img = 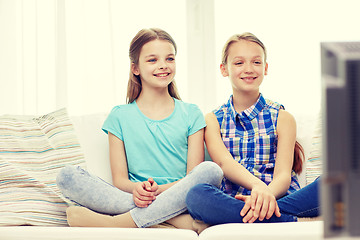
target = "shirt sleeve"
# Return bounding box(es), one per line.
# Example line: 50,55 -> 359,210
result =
188,104 -> 206,136
102,106 -> 123,141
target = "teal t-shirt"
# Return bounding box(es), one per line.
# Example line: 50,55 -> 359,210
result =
102,98 -> 206,185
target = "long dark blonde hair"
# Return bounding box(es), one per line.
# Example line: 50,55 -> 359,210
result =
126,28 -> 181,103
221,32 -> 267,66
221,32 -> 304,174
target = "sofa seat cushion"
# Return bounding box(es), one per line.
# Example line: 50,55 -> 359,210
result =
198,221 -> 323,240
0,226 -> 198,240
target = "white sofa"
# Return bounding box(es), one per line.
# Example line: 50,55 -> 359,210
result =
0,111 -> 323,240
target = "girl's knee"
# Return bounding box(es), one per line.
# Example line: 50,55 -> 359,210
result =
186,183 -> 217,218
56,165 -> 81,189
196,161 -> 223,185
186,184 -> 209,208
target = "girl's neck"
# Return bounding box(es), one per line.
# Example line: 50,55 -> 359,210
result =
137,86 -> 173,104
136,88 -> 175,120
232,91 -> 260,113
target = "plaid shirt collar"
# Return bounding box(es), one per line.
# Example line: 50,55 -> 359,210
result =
227,93 -> 266,122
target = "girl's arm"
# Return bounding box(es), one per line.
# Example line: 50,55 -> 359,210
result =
267,109 -> 297,198
108,132 -> 155,207
205,112 -> 280,222
205,113 -> 270,192
186,128 -> 205,173
108,132 -> 135,193
156,129 -> 205,194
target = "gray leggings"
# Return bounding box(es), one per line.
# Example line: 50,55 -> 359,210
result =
56,161 -> 223,228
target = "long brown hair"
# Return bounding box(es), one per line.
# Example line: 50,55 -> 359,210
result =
126,28 -> 181,103
293,141 -> 304,174
221,32 -> 304,174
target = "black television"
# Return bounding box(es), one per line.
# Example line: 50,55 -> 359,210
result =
321,41 -> 360,238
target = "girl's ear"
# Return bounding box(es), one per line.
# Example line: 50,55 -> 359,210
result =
264,62 -> 269,75
220,64 -> 229,77
131,63 -> 140,76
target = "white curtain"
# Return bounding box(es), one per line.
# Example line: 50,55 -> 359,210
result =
1,0 -> 360,117
0,0 -> 203,115
213,0 -> 360,116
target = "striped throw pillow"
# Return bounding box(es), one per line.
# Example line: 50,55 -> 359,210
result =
0,108 -> 85,226
305,112 -> 322,185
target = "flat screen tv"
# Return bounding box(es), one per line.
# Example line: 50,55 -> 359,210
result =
321,41 -> 360,238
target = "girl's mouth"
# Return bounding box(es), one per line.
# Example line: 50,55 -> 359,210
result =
241,76 -> 257,83
154,73 -> 170,77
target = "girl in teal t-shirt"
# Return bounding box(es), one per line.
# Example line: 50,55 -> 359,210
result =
56,28 -> 223,231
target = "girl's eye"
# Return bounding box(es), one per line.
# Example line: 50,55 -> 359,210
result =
147,59 -> 157,63
167,57 -> 175,62
234,62 -> 243,65
254,60 -> 262,65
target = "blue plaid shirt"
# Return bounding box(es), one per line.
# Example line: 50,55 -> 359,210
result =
214,94 -> 300,197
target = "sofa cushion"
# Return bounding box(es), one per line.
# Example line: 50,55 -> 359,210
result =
0,226 -> 198,240
306,112 -> 322,185
0,108 -> 86,226
70,113 -> 112,183
198,221 -> 323,240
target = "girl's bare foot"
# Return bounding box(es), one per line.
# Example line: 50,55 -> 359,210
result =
166,214 -> 210,234
66,206 -> 136,228
192,219 -> 210,234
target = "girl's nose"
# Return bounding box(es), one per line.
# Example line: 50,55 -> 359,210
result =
158,60 -> 168,69
244,63 -> 253,73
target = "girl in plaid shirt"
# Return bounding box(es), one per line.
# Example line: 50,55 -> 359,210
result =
186,32 -> 320,226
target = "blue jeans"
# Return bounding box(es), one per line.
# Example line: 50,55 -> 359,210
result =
56,161 -> 223,228
186,178 -> 320,224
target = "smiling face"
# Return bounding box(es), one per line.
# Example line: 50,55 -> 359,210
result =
221,40 -> 268,94
132,39 -> 176,90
